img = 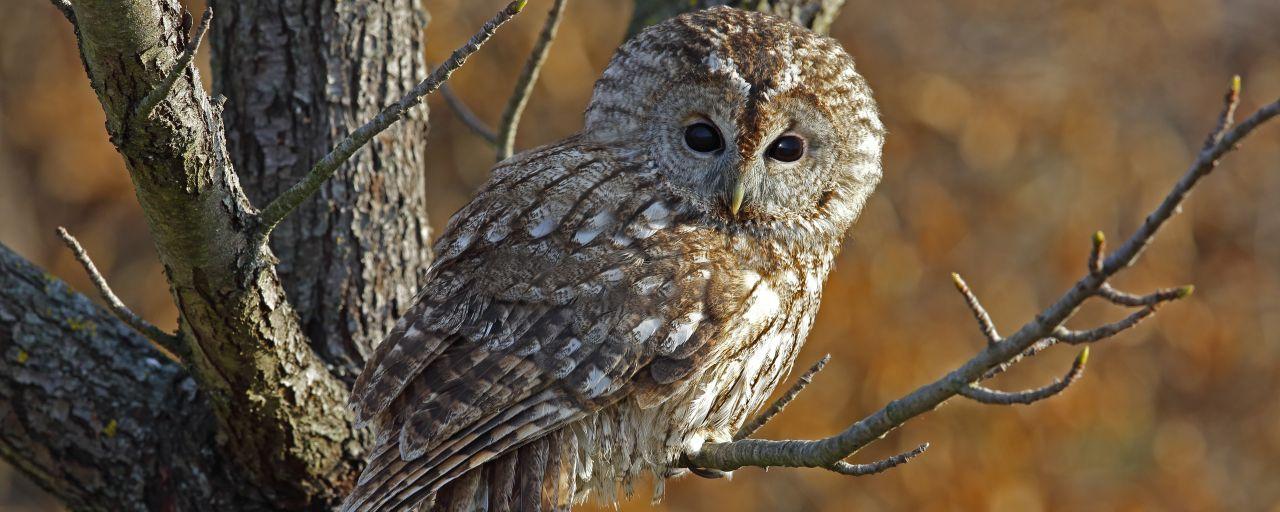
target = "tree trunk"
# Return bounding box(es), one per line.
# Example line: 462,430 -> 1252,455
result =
210,0 -> 433,380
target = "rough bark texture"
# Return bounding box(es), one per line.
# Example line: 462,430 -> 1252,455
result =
63,0 -> 361,508
211,0 -> 433,380
0,245 -> 272,511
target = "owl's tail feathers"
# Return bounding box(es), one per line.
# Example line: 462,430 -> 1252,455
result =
433,429 -> 579,511
340,395 -> 582,512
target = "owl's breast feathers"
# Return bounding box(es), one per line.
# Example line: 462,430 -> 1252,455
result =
342,140 -> 830,511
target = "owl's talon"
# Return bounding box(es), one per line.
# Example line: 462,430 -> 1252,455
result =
688,466 -> 732,479
678,453 -> 732,479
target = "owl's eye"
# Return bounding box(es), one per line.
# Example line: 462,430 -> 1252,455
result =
683,122 -> 723,153
767,135 -> 805,162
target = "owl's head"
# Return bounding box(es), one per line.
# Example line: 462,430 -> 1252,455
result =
584,7 -> 884,237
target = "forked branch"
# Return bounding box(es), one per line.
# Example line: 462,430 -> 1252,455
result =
256,0 -> 528,236
685,77 -> 1279,475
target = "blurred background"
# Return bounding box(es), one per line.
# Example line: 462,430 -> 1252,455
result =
3,0 -> 1279,510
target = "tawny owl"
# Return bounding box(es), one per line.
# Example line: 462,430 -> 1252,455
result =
342,6 -> 883,511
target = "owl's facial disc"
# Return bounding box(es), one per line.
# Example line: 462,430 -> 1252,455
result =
583,7 -> 886,234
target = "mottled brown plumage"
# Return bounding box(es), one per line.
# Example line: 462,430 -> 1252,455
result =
343,7 -> 883,511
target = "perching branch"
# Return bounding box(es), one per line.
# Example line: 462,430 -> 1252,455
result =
54,227 -> 182,355
717,354 -> 933,478
132,6 -> 211,124
684,77 -> 1280,475
256,0 -> 527,235
496,0 -> 569,161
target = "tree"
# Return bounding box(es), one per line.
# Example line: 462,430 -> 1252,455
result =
1,0 -> 1276,510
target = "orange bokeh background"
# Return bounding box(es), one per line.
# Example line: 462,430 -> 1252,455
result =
3,1 -> 1279,510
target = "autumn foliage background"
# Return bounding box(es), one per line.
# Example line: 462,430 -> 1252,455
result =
3,0 -> 1279,510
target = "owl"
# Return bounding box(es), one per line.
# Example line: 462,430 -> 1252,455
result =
342,6 -> 883,511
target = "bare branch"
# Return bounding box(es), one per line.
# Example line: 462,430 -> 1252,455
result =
496,0 -> 568,161
735,355 -> 831,440
1053,306 -> 1160,344
826,443 -> 929,476
960,349 -> 1088,405
49,0 -> 75,23
1203,75 -> 1241,152
132,6 -> 212,124
441,82 -> 498,143
1097,283 -> 1193,307
257,1 -> 528,235
55,227 -> 182,355
981,338 -> 1055,380
1098,87 -> 1280,278
685,81 -> 1280,475
951,272 -> 1000,345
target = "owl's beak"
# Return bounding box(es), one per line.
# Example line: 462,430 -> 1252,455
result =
722,158 -> 757,219
728,181 -> 746,218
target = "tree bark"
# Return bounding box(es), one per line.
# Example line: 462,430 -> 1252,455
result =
0,245 -> 271,511
210,0 -> 433,380
59,0 -> 362,507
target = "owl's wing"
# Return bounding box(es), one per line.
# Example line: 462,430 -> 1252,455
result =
342,141 -> 741,511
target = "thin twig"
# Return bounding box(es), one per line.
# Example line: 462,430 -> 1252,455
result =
826,443 -> 930,476
495,0 -> 568,161
734,355 -> 831,440
257,1 -> 528,236
960,349 -> 1088,405
1203,75 -> 1241,152
440,82 -> 498,143
1052,306 -> 1160,344
132,6 -> 212,124
951,273 -> 1000,345
981,338 -> 1056,380
49,0 -> 75,23
55,227 -> 183,353
1097,283 -> 1192,307
685,80 -> 1280,475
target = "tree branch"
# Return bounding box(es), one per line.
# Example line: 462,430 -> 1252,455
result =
256,0 -> 527,235
132,6 -> 211,124
0,244 -> 269,511
959,349 -> 1088,405
734,355 -> 830,440
826,443 -> 929,476
53,0 -> 371,505
950,273 -> 1000,345
495,0 -> 568,161
441,82 -> 498,143
685,80 -> 1280,475
54,227 -> 182,355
